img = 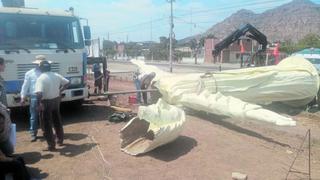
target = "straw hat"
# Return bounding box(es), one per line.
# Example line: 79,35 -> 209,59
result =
32,55 -> 52,64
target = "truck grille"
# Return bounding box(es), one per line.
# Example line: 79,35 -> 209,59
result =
17,63 -> 60,80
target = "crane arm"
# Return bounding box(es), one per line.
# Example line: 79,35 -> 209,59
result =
213,23 -> 267,56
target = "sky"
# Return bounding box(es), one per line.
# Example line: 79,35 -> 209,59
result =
24,0 -> 320,42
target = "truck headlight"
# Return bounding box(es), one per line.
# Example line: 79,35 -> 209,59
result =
70,77 -> 82,85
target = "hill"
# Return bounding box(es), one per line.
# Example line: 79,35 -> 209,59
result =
180,0 -> 320,44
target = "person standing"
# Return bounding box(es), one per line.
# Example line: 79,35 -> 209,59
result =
35,60 -> 69,151
140,72 -> 156,105
133,70 -> 142,103
104,69 -> 110,92
93,63 -> 103,95
0,57 -> 13,156
20,55 -> 43,142
0,57 -> 7,106
0,102 -> 13,156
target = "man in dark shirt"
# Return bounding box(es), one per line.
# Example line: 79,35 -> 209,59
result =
93,63 -> 103,95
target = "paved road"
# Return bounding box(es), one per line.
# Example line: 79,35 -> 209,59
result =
107,60 -> 240,73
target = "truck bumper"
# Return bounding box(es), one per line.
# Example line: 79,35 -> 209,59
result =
6,87 -> 89,108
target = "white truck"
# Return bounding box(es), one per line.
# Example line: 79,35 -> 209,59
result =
0,7 -> 91,107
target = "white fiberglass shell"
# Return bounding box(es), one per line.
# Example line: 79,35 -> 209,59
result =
155,56 -> 319,107
120,99 -> 186,155
131,56 -> 319,126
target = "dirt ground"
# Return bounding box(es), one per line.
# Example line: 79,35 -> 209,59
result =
10,79 -> 320,180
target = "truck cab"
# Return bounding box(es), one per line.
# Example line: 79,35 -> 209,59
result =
0,7 -> 90,107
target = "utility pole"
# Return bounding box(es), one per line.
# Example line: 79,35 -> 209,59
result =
107,32 -> 110,41
150,18 -> 154,61
167,0 -> 175,72
98,37 -> 101,57
190,8 -> 193,36
150,18 -> 153,42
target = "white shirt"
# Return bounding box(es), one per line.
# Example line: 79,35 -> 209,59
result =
35,72 -> 69,100
20,68 -> 41,98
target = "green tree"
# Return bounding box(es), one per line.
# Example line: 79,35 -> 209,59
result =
125,42 -> 142,58
188,39 -> 198,64
144,36 -> 179,61
102,40 -> 117,58
279,40 -> 299,54
298,34 -> 320,48
280,34 -> 320,54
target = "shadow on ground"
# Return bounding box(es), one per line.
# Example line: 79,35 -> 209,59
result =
195,111 -> 292,148
18,151 -> 54,165
64,133 -> 88,141
264,102 -> 305,116
27,166 -> 49,179
60,101 -> 114,125
59,143 -> 97,157
146,136 -> 197,162
15,152 -> 50,179
11,101 -> 115,132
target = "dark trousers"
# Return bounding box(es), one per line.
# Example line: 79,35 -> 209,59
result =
0,157 -> 30,180
42,97 -> 64,148
141,84 -> 149,105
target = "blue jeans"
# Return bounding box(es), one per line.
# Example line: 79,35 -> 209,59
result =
134,79 -> 141,103
29,96 -> 38,137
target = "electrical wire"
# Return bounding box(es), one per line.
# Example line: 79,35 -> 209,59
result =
103,0 -> 320,41
107,0 -> 289,35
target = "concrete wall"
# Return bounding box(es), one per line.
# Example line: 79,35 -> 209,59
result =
181,57 -> 204,64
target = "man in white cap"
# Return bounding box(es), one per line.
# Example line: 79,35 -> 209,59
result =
20,55 -> 47,142
35,60 -> 69,151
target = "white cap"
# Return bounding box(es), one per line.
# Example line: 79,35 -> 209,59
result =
32,55 -> 52,64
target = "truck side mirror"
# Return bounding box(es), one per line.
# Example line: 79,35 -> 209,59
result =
83,26 -> 91,40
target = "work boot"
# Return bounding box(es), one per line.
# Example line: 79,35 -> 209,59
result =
44,146 -> 57,152
31,136 -> 37,142
57,139 -> 64,146
31,131 -> 37,142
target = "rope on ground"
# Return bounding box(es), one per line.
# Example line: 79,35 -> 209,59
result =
84,121 -> 112,179
89,135 -> 111,167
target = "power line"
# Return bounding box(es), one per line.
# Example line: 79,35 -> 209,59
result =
108,22 -> 168,35
175,0 -> 290,18
173,2 -> 320,27
108,17 -> 168,34
107,0 -> 285,37
104,0 -> 320,41
111,0 -> 302,32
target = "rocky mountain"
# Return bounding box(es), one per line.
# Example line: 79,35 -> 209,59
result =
180,0 -> 320,43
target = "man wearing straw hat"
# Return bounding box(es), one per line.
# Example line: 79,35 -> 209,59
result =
35,59 -> 69,151
20,55 -> 48,142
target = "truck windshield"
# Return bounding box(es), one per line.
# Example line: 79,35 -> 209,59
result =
0,14 -> 84,50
